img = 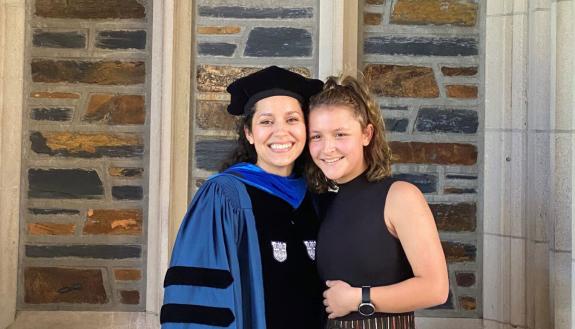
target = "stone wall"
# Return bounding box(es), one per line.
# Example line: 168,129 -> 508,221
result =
189,0 -> 482,319
362,0 -> 482,318
19,0 -> 150,311
191,0 -> 319,185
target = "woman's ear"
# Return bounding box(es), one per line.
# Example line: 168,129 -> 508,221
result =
244,126 -> 254,145
362,124 -> 374,146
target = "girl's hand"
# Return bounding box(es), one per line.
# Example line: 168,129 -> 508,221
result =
323,280 -> 361,319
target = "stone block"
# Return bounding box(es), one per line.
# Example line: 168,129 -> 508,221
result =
391,0 -> 478,26
24,267 -> 107,304
108,167 -> 143,178
245,27 -> 312,57
114,269 -> 141,281
198,65 -> 259,92
196,100 -> 238,130
28,223 -> 76,235
364,12 -> 382,25
364,36 -> 478,56
364,64 -> 439,98
442,241 -> 476,262
441,66 -> 478,76
28,169 -> 103,199
31,91 -> 80,99
25,245 -> 142,259
96,30 -> 146,50
459,296 -> 476,310
83,209 -> 142,235
455,272 -> 475,287
446,85 -> 478,99
384,118 -> 408,132
197,26 -> 241,34
31,108 -> 73,121
29,208 -> 80,215
390,141 -> 477,165
84,94 -> 145,125
112,186 -> 143,200
445,174 -> 477,180
381,105 -> 409,111
30,132 -> 144,158
392,173 -> 437,193
197,65 -> 310,92
430,202 -> 476,232
198,6 -> 313,19
120,290 -> 140,304
35,0 -> 145,19
198,43 -> 237,57
415,108 -> 478,133
196,139 -> 236,171
33,30 -> 86,49
31,60 -> 145,85
444,187 -> 476,194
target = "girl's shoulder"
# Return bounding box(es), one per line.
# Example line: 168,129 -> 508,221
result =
371,175 -> 421,195
385,179 -> 428,211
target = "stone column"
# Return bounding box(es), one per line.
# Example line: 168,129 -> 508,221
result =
484,1 -> 529,328
525,1 -> 552,328
0,0 -> 25,327
318,0 -> 359,79
486,0 -> 574,328
549,0 -> 574,328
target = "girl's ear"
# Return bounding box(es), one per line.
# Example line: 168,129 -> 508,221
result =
362,124 -> 374,146
244,126 -> 254,144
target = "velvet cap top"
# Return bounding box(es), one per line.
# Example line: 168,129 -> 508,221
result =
226,66 -> 324,116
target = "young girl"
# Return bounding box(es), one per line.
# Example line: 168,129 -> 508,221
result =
307,76 -> 448,329
162,66 -> 325,329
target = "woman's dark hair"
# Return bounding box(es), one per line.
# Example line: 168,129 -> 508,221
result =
219,110 -> 257,172
219,105 -> 306,176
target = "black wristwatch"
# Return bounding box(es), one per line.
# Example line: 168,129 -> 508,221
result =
358,286 -> 375,316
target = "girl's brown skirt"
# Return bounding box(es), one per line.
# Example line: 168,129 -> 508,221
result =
326,313 -> 415,329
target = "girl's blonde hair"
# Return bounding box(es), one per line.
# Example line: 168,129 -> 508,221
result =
305,75 -> 392,193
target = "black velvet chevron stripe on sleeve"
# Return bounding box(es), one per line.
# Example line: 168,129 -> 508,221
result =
160,304 -> 235,326
163,266 -> 233,288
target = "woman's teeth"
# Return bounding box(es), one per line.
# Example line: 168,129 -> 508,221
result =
270,143 -> 292,150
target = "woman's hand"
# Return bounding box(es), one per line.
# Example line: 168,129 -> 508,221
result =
323,280 -> 361,319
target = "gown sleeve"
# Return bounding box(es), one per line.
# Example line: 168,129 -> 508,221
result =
160,175 -> 266,329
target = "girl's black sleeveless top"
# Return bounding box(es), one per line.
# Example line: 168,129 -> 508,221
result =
316,173 -> 414,321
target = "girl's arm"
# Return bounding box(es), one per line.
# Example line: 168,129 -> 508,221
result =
324,181 -> 449,318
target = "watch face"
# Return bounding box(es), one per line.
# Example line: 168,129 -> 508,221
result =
358,303 -> 375,316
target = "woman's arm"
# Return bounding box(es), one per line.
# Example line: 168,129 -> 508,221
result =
323,181 -> 449,318
162,176 -> 267,328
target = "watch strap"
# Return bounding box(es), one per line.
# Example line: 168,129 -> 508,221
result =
361,286 -> 370,303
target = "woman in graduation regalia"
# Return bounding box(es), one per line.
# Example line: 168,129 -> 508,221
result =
161,66 -> 325,329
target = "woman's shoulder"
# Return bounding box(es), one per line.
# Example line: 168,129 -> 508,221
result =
196,174 -> 252,210
207,173 -> 243,187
